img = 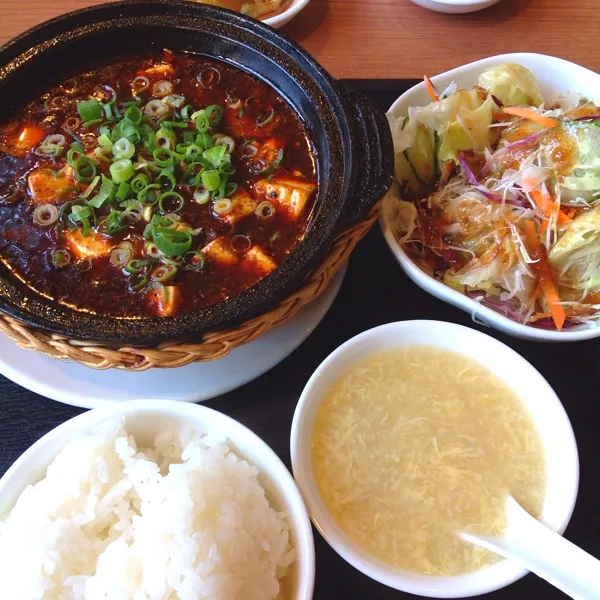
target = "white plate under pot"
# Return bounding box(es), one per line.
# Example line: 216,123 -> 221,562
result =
0,264 -> 346,409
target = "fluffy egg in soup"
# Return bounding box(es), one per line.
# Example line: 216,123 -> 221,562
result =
311,346 -> 546,576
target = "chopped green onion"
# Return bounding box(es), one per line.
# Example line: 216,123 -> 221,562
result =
224,182 -> 238,197
152,228 -> 192,257
51,249 -> 71,268
131,173 -> 150,193
205,105 -> 223,126
144,99 -> 169,117
137,183 -> 161,205
219,161 -> 235,176
256,107 -> 275,128
193,188 -> 210,204
203,144 -> 227,167
197,67 -> 221,90
131,274 -> 149,292
183,250 -> 205,272
98,133 -> 114,152
94,148 -> 112,164
201,169 -> 221,192
145,241 -> 162,258
125,258 -> 153,274
116,181 -> 131,202
77,99 -> 103,122
82,175 -> 101,199
112,137 -> 136,160
89,175 -> 115,208
66,143 -> 85,167
151,264 -> 178,282
157,168 -> 176,191
104,210 -> 125,236
255,200 -> 276,220
196,133 -> 213,150
110,159 -> 134,183
153,147 -> 174,168
194,111 -> 210,133
110,243 -> 133,268
83,118 -> 103,129
213,198 -> 233,217
158,191 -> 184,213
125,105 -> 142,125
73,156 -> 97,183
155,128 -> 176,149
213,134 -> 235,153
181,105 -> 194,121
161,120 -> 188,129
32,204 -> 59,227
140,124 -> 156,148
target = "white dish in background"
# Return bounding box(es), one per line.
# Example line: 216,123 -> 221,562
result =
0,400 -> 315,600
410,0 -> 501,13
381,53 -> 600,342
291,320 -> 579,598
263,0 -> 310,28
0,264 -> 346,409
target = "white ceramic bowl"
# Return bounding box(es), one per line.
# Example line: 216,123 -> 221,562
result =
381,53 -> 600,342
291,320 -> 579,598
0,400 -> 315,600
263,0 -> 310,28
410,0 -> 500,13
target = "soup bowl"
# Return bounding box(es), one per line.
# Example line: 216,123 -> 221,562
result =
290,320 -> 579,597
0,0 -> 393,345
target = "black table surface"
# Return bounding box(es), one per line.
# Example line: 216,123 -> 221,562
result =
1,82 -> 599,600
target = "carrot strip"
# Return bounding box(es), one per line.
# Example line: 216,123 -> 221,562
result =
424,75 -> 439,102
523,221 -> 566,331
529,189 -> 551,214
530,190 -> 571,226
503,106 -> 559,129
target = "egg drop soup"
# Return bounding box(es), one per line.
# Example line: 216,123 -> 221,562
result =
311,346 -> 546,576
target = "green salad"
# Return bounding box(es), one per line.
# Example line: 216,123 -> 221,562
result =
387,63 -> 600,331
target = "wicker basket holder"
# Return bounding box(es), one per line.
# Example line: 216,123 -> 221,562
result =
0,203 -> 381,371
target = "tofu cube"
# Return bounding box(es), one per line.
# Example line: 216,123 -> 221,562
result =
242,245 -> 277,277
65,229 -> 113,260
201,238 -> 239,266
224,187 -> 258,225
28,167 -> 75,204
255,177 -> 317,220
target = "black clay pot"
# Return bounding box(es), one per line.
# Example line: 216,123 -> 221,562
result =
0,0 -> 393,345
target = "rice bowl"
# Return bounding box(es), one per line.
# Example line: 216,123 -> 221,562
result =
0,400 -> 315,600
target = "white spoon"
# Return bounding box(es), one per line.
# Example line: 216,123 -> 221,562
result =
462,496 -> 600,600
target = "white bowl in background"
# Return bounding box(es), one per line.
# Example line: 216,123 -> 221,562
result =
263,0 -> 310,28
410,0 -> 501,14
381,53 -> 600,342
291,320 -> 579,598
0,400 -> 315,600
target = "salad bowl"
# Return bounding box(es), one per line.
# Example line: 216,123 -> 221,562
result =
381,53 -> 600,342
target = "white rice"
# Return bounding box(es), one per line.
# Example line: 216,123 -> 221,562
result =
0,418 -> 295,600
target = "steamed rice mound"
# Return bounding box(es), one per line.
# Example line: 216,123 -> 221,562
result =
0,418 -> 296,600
